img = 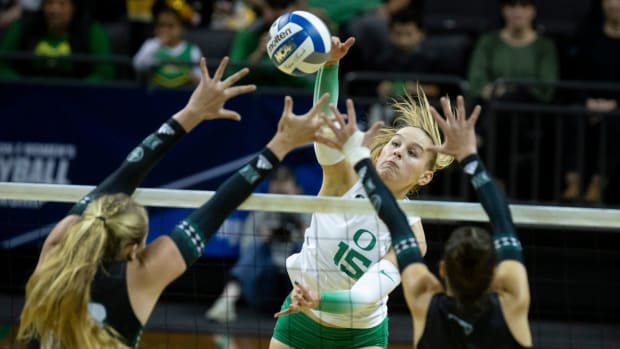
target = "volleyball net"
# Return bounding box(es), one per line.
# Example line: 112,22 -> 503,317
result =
1,182 -> 619,349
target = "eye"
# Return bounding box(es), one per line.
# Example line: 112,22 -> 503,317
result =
391,140 -> 400,147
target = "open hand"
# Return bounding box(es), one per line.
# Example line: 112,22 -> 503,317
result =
426,96 -> 481,161
266,93 -> 330,159
325,36 -> 355,66
315,98 -> 384,151
184,57 -> 257,122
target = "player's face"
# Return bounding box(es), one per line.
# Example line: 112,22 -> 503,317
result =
502,3 -> 536,30
43,0 -> 75,31
603,0 -> 620,22
375,126 -> 434,198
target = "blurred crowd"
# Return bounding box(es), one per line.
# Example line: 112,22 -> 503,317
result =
0,0 -> 619,205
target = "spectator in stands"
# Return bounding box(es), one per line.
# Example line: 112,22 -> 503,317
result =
368,9 -> 441,126
206,166 -> 310,322
209,0 -> 257,30
0,0 -> 114,82
467,0 -> 558,104
126,0 -> 197,54
227,0 -> 313,90
466,0 -> 559,193
133,0 -> 203,88
562,0 -> 620,205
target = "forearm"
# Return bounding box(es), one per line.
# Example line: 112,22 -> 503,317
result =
169,148 -> 280,265
313,63 -> 339,112
314,63 -> 344,165
68,118 -> 186,214
459,153 -> 523,262
318,259 -> 400,313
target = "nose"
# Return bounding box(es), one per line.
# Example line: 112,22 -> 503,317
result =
393,148 -> 402,158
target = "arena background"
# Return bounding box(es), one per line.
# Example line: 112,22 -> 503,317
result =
1,0 -> 620,348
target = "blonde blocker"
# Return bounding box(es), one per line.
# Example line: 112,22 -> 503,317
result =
18,194 -> 148,349
370,88 -> 454,194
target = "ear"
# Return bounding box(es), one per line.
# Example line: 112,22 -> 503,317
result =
417,170 -> 434,187
126,243 -> 139,261
439,260 -> 446,278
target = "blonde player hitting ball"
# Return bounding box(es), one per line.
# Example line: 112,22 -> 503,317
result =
268,37 -> 453,349
288,96 -> 532,348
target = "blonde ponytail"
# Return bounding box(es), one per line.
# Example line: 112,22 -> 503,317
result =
18,194 -> 147,349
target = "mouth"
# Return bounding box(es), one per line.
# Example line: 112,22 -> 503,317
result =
383,160 -> 398,169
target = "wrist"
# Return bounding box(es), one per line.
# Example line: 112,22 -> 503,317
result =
172,108 -> 201,133
342,131 -> 370,165
457,152 -> 480,166
266,137 -> 290,160
456,150 -> 478,163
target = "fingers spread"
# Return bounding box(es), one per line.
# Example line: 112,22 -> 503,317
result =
213,56 -> 229,82
200,57 -> 209,81
345,99 -> 357,128
219,109 -> 241,121
430,106 -> 448,130
456,96 -> 466,122
469,105 -> 482,125
283,95 -> 293,115
223,67 -> 250,87
311,93 -> 330,116
440,97 -> 454,123
227,84 -> 257,98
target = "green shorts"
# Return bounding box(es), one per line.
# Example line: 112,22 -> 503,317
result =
272,294 -> 389,349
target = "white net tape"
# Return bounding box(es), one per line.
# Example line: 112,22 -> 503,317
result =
2,182 -> 619,230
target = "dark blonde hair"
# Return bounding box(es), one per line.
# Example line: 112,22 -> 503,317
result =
370,89 -> 454,195
18,193 -> 148,349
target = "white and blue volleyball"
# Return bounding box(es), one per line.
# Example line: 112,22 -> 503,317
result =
267,11 -> 332,76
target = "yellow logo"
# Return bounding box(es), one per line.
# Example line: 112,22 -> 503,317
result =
273,43 -> 295,64
34,40 -> 71,56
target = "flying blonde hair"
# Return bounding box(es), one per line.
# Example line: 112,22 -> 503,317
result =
18,194 -> 148,349
370,88 -> 454,195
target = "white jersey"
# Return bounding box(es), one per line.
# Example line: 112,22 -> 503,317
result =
286,180 -> 420,328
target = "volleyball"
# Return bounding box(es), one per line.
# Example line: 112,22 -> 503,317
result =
266,10 -> 332,76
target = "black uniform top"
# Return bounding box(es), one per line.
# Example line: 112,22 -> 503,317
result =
89,261 -> 143,348
417,293 -> 529,349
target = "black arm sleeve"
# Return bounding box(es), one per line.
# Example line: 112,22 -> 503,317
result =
354,158 -> 424,272
169,148 -> 280,266
68,118 -> 186,215
460,153 -> 523,263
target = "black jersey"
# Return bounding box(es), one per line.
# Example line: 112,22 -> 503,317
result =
417,293 -> 529,349
89,261 -> 143,348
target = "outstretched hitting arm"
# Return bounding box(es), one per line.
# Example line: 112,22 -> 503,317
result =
140,93 -> 330,295
39,57 -> 256,267
313,37 -> 359,197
